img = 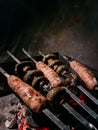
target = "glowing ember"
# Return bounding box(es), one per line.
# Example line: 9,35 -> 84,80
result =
16,103 -> 50,130
68,87 -> 86,106
36,128 -> 50,130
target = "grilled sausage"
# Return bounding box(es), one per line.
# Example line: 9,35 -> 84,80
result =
42,54 -> 77,86
70,61 -> 98,90
7,75 -> 47,112
36,61 -> 62,88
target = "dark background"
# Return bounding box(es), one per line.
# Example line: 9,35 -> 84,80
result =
0,0 -> 98,70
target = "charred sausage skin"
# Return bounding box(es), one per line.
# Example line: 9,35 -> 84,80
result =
7,75 -> 47,113
36,61 -> 62,88
70,61 -> 98,90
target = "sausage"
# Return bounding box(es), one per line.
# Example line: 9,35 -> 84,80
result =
42,54 -> 77,86
70,61 -> 98,90
36,61 -> 62,88
7,75 -> 47,112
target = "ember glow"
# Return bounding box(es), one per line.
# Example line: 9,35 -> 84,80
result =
16,106 -> 50,130
68,87 -> 86,106
36,128 -> 50,130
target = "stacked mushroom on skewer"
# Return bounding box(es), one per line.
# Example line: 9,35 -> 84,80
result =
0,49 -> 98,130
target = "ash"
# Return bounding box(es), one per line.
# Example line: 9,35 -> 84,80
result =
0,93 -> 19,130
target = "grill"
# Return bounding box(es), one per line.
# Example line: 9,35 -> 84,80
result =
0,51 -> 98,130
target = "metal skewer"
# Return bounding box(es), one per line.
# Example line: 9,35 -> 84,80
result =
42,108 -> 70,130
39,50 -> 45,57
38,50 -> 98,104
7,51 -> 20,63
21,49 -> 37,63
38,50 -> 98,120
63,103 -> 98,130
64,87 -> 98,120
21,48 -> 98,129
7,50 -> 50,92
77,85 -> 98,105
7,51 -> 69,130
59,52 -> 98,106
0,66 -> 97,130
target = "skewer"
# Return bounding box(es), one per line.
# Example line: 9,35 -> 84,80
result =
0,67 -> 10,78
21,48 -> 98,129
39,50 -> 45,57
64,87 -> 98,120
77,85 -> 98,105
38,51 -> 98,105
38,50 -> 98,121
59,52 -> 98,105
63,103 -> 98,130
0,67 -> 97,130
7,51 -> 50,92
0,66 -> 69,130
21,49 -> 37,63
6,51 -> 69,130
7,51 -> 20,63
42,108 -> 70,130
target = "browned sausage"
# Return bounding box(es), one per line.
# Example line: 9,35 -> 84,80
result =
36,61 -> 62,88
7,75 -> 47,112
70,61 -> 98,90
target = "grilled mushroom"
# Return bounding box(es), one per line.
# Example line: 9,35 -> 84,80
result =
56,65 -> 68,75
48,59 -> 63,69
42,54 -> 58,64
31,76 -> 49,90
15,61 -> 35,77
46,87 -> 66,105
23,70 -> 44,83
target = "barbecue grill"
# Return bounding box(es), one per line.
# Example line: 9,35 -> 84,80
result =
0,1 -> 98,130
0,52 -> 98,130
